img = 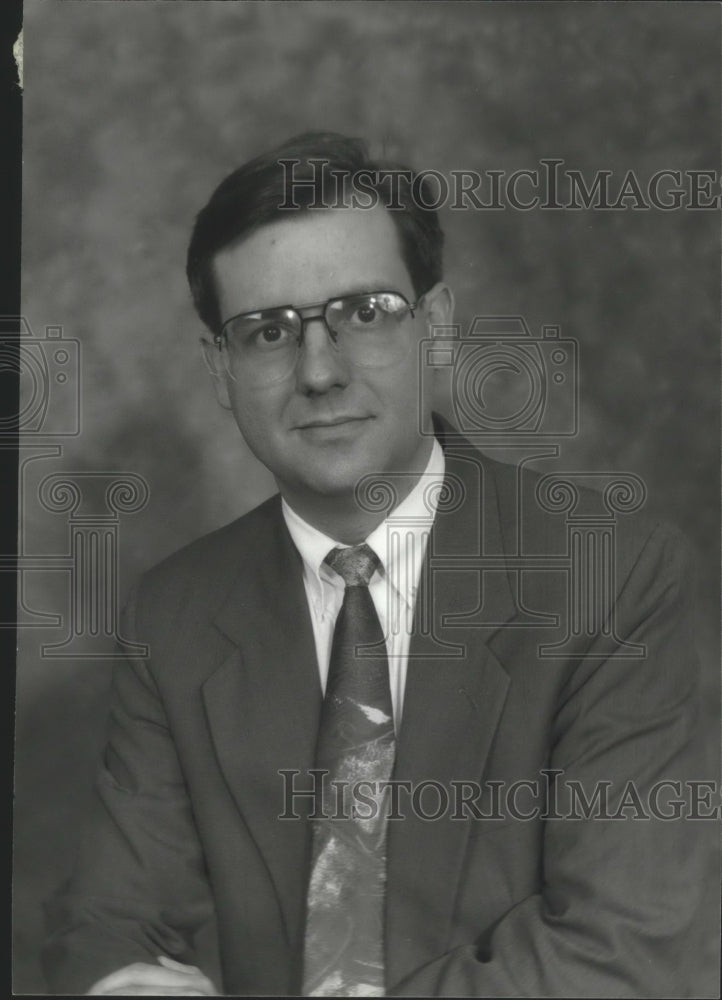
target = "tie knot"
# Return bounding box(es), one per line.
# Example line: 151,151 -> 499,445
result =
324,543 -> 380,587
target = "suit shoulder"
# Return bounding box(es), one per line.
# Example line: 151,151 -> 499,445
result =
134,492 -> 282,611
481,449 -> 691,582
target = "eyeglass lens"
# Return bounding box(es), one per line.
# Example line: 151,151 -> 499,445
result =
220,292 -> 415,383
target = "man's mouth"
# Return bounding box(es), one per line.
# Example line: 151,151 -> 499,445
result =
296,415 -> 373,430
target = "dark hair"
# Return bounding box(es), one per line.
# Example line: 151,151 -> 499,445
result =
186,131 -> 445,335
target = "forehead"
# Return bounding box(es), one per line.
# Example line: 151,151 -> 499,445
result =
212,206 -> 413,316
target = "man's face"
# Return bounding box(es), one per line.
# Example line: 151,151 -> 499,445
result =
211,206 -> 453,505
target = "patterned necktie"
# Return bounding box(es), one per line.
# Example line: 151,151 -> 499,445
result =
303,544 -> 396,998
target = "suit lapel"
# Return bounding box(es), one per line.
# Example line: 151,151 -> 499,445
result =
201,499 -> 322,952
386,431 -> 521,985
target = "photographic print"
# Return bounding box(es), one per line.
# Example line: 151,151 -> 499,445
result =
13,2 -> 721,995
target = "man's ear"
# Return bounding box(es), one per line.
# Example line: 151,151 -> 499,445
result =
200,338 -> 233,410
419,283 -> 459,378
422,281 -> 455,332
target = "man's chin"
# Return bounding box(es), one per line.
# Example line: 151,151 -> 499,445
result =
271,424 -> 431,504
295,463 -> 373,500
287,425 -> 381,491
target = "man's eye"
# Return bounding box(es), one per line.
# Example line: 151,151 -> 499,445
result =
354,303 -> 378,324
252,324 -> 293,349
347,300 -> 393,327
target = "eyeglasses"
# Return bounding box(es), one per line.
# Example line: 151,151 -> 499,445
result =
214,290 -> 422,384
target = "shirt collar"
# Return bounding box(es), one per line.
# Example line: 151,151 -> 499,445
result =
365,438 -> 444,609
282,438 -> 445,613
282,498 -> 339,610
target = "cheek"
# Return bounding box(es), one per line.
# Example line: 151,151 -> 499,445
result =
382,357 -> 429,416
229,388 -> 287,452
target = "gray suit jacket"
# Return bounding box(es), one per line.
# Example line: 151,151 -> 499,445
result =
44,422 -> 712,996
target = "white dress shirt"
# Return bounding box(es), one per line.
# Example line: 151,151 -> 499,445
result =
282,438 -> 445,730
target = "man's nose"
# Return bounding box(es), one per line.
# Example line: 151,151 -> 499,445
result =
294,317 -> 351,394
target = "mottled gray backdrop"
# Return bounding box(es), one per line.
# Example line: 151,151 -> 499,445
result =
15,1 -> 720,992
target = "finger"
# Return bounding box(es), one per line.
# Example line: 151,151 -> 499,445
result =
88,964 -> 159,994
157,956 -> 200,973
156,958 -> 217,993
103,988 -> 210,996
89,963 -> 212,993
100,981 -> 212,997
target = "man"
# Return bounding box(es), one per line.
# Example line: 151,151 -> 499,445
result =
43,132 -> 709,997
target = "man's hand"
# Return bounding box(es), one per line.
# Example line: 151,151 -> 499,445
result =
87,956 -> 219,995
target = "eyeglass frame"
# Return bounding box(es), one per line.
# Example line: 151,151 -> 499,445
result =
212,288 -> 425,357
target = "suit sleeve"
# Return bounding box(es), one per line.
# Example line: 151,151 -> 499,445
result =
42,588 -> 215,995
390,524 -> 715,998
